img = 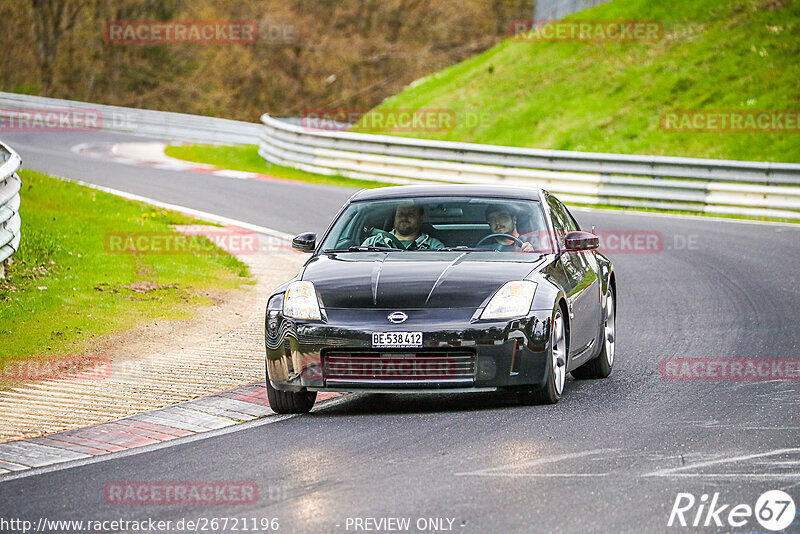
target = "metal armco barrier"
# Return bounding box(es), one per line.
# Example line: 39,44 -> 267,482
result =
0,142 -> 22,277
259,114 -> 800,219
0,92 -> 796,220
0,92 -> 260,145
534,0 -> 615,22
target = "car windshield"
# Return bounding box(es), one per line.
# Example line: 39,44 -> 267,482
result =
320,196 -> 554,253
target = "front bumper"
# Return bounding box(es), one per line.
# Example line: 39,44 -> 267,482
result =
265,308 -> 553,392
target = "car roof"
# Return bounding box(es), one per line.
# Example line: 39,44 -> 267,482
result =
350,184 -> 545,202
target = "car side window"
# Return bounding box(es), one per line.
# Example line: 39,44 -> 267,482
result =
547,196 -> 572,248
563,206 -> 581,232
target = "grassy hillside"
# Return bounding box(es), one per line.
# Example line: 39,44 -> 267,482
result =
359,0 -> 800,162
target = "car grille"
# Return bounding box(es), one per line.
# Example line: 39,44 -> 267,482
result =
322,350 -> 476,385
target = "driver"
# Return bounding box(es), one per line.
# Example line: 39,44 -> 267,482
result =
361,203 -> 444,250
481,204 -> 534,251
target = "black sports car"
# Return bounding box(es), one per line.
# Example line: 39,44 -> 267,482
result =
264,185 -> 616,413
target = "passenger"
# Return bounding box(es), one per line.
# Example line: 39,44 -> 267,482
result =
362,203 -> 444,250
481,205 -> 535,251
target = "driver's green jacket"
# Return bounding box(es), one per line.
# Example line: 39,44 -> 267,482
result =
361,233 -> 444,250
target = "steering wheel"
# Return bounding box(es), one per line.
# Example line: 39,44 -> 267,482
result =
370,228 -> 407,249
476,233 -> 526,248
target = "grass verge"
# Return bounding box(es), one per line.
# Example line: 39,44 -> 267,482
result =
164,143 -> 387,190
0,169 -> 253,379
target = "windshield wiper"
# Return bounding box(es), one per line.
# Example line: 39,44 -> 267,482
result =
322,245 -> 398,253
437,247 -> 490,252
350,245 -> 397,252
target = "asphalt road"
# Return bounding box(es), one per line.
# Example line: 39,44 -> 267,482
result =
1,131 -> 799,534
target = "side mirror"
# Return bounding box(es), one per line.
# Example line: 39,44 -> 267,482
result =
565,231 -> 599,251
292,232 -> 316,253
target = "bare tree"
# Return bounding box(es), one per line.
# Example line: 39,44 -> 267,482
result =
9,0 -> 533,118
28,0 -> 84,95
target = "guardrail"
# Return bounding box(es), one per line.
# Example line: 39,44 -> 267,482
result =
259,114 -> 800,219
0,92 -> 260,145
0,92 -> 797,220
0,141 -> 22,278
534,0 -> 614,22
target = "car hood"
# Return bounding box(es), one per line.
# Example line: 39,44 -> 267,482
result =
302,251 -> 545,309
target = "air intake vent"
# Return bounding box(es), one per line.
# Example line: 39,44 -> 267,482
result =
322,350 -> 476,385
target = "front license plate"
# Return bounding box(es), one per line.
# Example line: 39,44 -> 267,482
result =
372,332 -> 423,348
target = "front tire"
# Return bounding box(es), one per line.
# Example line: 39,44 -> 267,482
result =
572,287 -> 615,380
519,307 -> 567,405
266,376 -> 317,414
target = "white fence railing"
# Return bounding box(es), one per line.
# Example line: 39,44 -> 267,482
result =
0,142 -> 22,277
0,92 -> 260,145
259,114 -> 800,220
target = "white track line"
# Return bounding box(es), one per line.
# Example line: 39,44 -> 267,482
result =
643,448 -> 800,479
454,449 -> 617,477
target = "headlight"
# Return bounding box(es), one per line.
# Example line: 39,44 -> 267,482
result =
481,281 -> 537,320
284,281 -> 322,320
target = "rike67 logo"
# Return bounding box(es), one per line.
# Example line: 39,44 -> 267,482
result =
668,490 -> 796,531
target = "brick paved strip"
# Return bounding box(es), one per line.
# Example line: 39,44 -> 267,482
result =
220,382 -> 267,403
119,418 -> 194,437
178,401 -> 260,422
66,425 -> 160,449
0,460 -> 29,472
223,385 -> 270,406
44,433 -> 128,453
0,441 -> 88,468
27,437 -> 107,456
107,423 -> 178,442
130,413 -> 216,433
187,395 -> 274,417
157,406 -> 239,430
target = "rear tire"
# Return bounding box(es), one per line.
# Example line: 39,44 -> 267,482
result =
519,307 -> 567,405
572,287 -> 615,380
266,375 -> 317,414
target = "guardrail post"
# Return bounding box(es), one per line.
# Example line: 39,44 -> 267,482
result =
0,141 -> 23,273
